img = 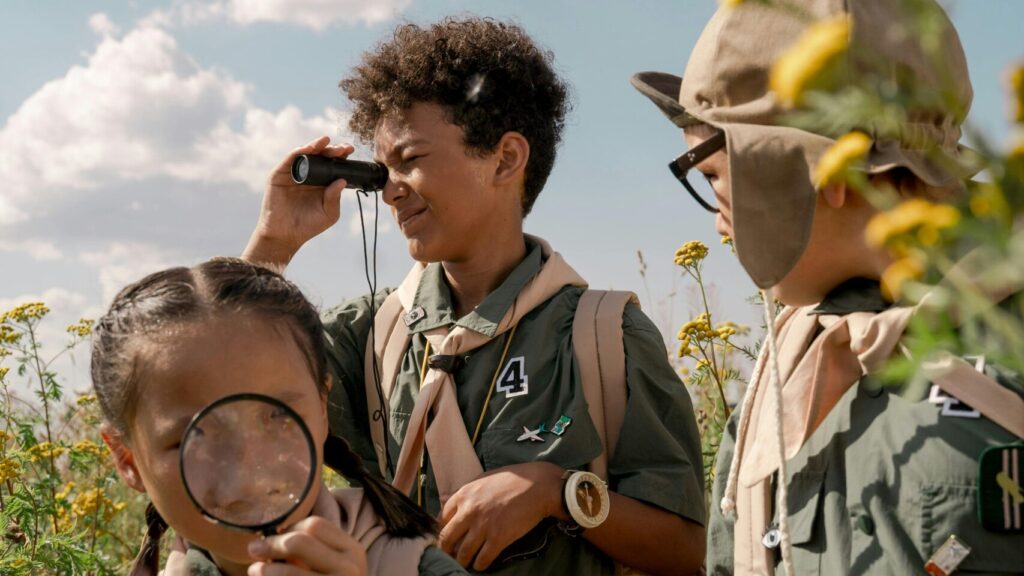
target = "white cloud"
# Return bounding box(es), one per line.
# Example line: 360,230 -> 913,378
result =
161,0 -> 412,30
0,288 -> 87,315
79,242 -> 181,304
88,13 -> 121,37
0,22 -> 344,225
0,239 -> 63,261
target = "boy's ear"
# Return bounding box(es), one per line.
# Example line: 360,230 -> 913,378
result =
492,131 -> 530,189
821,182 -> 848,209
100,425 -> 146,493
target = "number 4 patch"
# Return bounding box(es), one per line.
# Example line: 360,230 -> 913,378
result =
496,356 -> 529,398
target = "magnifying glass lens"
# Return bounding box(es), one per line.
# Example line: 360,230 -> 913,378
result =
294,156 -> 310,182
181,395 -> 315,531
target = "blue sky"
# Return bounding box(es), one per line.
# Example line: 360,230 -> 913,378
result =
1,0 -> 1021,389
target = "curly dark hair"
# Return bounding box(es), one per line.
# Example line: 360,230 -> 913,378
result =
340,17 -> 571,216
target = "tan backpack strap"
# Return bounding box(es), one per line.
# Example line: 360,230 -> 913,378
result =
925,354 -> 1024,439
364,291 -> 412,476
573,290 -> 638,481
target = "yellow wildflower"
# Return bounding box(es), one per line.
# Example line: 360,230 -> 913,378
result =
770,16 -> 851,107
56,481 -> 76,501
1010,64 -> 1024,124
73,439 -> 106,459
865,198 -> 960,250
813,131 -> 872,188
678,312 -> 715,343
0,325 -> 21,345
71,488 -> 123,521
0,367 -> 8,381
27,441 -> 66,462
715,321 -> 739,341
76,394 -> 98,407
695,358 -> 711,370
674,241 -> 710,268
4,302 -> 50,323
881,255 -> 925,300
0,457 -> 20,482
65,318 -> 94,338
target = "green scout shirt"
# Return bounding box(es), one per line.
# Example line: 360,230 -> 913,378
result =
707,279 -> 1024,575
182,544 -> 466,576
322,239 -> 705,576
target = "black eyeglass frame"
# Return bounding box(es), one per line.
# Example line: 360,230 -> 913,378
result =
668,130 -> 727,214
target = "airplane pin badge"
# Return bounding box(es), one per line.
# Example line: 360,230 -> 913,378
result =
516,425 -> 546,443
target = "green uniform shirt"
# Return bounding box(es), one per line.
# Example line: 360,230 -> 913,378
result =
707,279 -> 1024,575
323,239 -> 705,575
182,544 -> 467,575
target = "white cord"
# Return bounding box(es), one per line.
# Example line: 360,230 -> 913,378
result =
764,292 -> 795,576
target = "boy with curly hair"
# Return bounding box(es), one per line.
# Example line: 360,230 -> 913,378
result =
243,17 -> 706,576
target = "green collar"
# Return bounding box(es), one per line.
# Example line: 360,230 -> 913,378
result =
408,238 -> 543,338
810,277 -> 891,316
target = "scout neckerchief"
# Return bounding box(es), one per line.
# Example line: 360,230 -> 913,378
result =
166,487 -> 433,576
726,252 -> 1024,575
391,235 -> 587,505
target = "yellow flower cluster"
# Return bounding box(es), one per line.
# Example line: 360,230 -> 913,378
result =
56,481 -> 76,501
674,241 -> 709,268
73,439 -> 107,459
1011,65 -> 1024,124
814,131 -> 872,188
969,183 -> 1011,222
71,487 -> 126,521
0,367 -> 8,381
76,394 -> 98,407
65,318 -> 95,338
770,16 -> 851,107
0,457 -> 20,482
0,302 -> 50,324
881,254 -> 925,301
27,441 -> 66,462
0,325 -> 21,345
865,198 -> 961,250
714,321 -> 740,341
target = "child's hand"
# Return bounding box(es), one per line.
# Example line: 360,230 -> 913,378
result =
246,516 -> 368,576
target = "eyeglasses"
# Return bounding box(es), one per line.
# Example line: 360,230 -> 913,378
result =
668,130 -> 726,214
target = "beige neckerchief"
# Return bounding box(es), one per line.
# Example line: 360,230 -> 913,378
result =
391,235 -> 587,505
331,488 -> 434,575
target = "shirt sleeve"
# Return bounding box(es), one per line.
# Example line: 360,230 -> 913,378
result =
608,303 -> 707,526
321,289 -> 393,479
417,546 -> 470,576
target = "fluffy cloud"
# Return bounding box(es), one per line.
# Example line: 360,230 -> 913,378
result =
88,13 -> 121,37
159,0 -> 413,30
79,242 -> 182,304
0,239 -> 63,261
0,22 -> 344,225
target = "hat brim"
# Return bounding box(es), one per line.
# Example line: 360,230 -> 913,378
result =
631,72 -> 703,128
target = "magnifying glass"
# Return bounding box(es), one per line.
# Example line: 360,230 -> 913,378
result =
179,393 -> 317,535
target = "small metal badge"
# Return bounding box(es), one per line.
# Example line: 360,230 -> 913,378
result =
551,415 -> 572,436
761,525 -> 781,549
516,426 -> 545,443
924,534 -> 971,576
402,306 -> 426,327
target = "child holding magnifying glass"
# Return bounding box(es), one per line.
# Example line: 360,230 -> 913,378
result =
92,258 -> 467,576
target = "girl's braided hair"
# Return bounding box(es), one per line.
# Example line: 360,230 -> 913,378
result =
91,258 -> 436,575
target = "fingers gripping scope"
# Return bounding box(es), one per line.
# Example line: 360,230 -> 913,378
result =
291,155 -> 388,191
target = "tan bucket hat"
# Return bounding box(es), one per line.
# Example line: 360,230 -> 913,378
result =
632,0 -> 974,288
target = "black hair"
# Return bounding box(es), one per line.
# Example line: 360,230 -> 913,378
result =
90,258 -> 435,575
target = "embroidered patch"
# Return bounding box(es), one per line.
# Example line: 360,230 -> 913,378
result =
978,443 -> 1023,533
551,415 -> 572,436
496,356 -> 528,398
928,355 -> 983,418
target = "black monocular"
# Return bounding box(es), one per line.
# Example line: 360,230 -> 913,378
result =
291,155 -> 388,191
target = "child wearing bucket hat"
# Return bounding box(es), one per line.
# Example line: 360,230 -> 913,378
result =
633,0 -> 1023,574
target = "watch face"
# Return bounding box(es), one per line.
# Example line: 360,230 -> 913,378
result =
575,480 -> 598,518
565,471 -> 609,529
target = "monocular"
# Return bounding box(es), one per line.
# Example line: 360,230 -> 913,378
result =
291,155 -> 388,191
179,393 -> 316,535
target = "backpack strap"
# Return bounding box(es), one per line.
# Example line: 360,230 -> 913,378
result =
364,291 -> 412,476
573,290 -> 638,481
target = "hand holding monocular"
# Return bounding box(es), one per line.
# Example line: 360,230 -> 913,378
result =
291,155 -> 388,191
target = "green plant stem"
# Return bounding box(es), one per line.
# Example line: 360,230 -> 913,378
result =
26,323 -> 60,534
694,266 -> 731,419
